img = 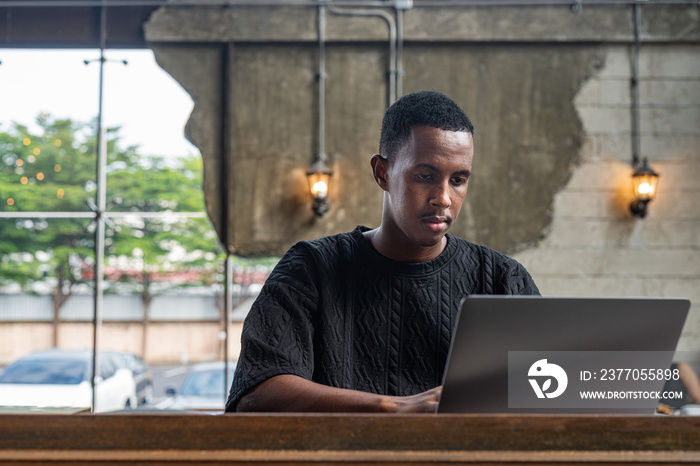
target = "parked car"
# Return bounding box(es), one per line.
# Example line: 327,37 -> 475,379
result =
110,351 -> 154,406
157,361 -> 236,413
0,349 -> 138,413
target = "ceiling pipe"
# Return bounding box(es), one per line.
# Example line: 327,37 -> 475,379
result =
394,2 -> 407,99
2,0 -> 697,7
328,3 -> 398,106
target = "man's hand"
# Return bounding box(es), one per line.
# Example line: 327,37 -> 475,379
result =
236,374 -> 442,413
381,386 -> 442,413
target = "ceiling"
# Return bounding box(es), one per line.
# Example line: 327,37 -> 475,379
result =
0,1 -> 158,48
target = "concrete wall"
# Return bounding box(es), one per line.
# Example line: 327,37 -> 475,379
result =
514,44 -> 700,354
143,4 -> 700,353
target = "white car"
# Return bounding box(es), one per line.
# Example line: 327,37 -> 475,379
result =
0,349 -> 137,413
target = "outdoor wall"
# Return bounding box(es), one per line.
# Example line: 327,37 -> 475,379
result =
143,4 -> 700,354
514,44 -> 700,355
0,321 -> 244,365
0,323 -> 53,365
0,292 -> 253,364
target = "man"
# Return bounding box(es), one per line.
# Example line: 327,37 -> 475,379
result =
225,91 -> 539,413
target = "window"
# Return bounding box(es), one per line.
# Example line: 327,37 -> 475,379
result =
0,48 -> 257,413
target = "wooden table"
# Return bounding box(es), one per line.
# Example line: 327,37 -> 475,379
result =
1,413 -> 699,464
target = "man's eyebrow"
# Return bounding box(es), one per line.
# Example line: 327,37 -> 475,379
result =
416,163 -> 471,176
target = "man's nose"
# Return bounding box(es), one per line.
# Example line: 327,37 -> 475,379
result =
430,181 -> 451,208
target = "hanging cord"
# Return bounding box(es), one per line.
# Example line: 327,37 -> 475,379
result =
631,3 -> 641,168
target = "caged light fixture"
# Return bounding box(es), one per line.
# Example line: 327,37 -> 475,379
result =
306,156 -> 332,217
630,158 -> 659,218
306,3 -> 333,218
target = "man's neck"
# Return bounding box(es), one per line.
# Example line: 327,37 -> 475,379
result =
363,227 -> 447,263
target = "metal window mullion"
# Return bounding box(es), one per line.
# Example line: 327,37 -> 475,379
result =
0,212 -> 207,219
90,0 -> 108,414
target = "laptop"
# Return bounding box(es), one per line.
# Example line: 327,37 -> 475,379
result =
437,296 -> 690,414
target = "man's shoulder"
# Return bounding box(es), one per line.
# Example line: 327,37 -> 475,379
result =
263,227 -> 368,293
274,227 -> 366,272
447,235 -> 539,295
289,227 -> 364,256
448,235 -> 509,261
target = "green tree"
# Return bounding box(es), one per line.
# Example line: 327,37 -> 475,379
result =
1,115 -> 96,345
105,153 -> 226,316
0,114 -> 230,349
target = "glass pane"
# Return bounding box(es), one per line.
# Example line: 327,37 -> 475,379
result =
0,49 -> 99,213
105,215 -> 225,410
0,48 -> 227,413
0,217 -> 95,359
0,115 -> 97,213
101,49 -> 197,160
105,216 -> 224,311
99,50 -> 200,210
107,154 -> 206,214
97,49 -> 226,411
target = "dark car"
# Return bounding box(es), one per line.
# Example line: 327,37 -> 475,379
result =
110,352 -> 154,406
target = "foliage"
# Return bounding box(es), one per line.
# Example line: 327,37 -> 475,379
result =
0,115 -> 96,303
0,114 -> 251,314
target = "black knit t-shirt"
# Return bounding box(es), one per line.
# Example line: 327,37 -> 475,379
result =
225,226 -> 539,411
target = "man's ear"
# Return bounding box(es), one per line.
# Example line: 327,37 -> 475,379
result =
370,153 -> 390,191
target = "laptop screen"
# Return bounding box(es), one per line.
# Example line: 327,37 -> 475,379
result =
438,296 -> 690,414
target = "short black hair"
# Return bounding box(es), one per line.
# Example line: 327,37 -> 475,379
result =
379,90 -> 474,162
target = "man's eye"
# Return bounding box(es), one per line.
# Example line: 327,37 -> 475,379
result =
451,177 -> 467,186
417,174 -> 432,181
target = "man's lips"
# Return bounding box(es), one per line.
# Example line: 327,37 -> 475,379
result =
421,215 -> 451,231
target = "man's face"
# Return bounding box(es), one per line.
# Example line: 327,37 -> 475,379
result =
379,125 -> 474,256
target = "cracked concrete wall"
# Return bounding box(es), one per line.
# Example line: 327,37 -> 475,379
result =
151,40 -> 602,256
145,5 -> 700,352
401,44 -> 604,253
514,44 -> 700,354
145,5 -> 633,256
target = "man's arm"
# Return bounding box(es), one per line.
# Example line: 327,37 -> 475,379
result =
236,374 -> 441,413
